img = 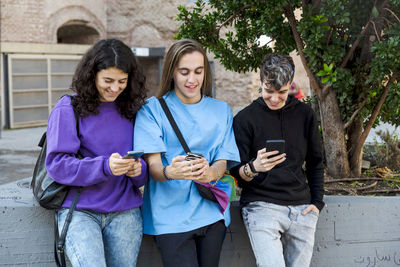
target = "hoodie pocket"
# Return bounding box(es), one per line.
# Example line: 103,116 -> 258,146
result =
266,168 -> 306,190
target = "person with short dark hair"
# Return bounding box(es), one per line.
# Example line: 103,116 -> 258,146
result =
46,39 -> 148,266
133,39 -> 240,267
230,53 -> 324,267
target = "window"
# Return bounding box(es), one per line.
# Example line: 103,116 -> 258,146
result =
7,55 -> 80,128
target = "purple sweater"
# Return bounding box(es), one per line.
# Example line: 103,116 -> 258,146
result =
46,96 -> 147,212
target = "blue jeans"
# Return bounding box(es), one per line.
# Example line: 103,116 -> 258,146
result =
242,201 -> 319,267
58,207 -> 143,267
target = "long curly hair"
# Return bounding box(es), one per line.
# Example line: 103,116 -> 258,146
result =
70,39 -> 147,121
157,39 -> 212,97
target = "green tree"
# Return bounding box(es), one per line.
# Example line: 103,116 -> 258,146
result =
176,0 -> 400,177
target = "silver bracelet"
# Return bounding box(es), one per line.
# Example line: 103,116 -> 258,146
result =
210,165 -> 222,186
210,165 -> 221,179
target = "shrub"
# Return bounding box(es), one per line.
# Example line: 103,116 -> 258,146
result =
363,130 -> 400,170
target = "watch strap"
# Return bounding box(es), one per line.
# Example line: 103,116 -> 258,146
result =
248,159 -> 258,173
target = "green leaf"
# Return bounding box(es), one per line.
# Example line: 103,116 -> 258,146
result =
372,6 -> 379,18
322,77 -> 330,84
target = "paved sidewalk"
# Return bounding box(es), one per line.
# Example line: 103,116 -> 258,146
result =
0,126 -> 45,185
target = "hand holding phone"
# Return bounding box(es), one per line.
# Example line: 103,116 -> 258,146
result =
185,152 -> 204,161
123,150 -> 144,160
265,140 -> 285,155
185,152 -> 207,178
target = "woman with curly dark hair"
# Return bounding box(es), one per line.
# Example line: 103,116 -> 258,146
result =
45,39 -> 148,266
71,39 -> 147,120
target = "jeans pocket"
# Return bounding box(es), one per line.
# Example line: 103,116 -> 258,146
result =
308,210 -> 320,218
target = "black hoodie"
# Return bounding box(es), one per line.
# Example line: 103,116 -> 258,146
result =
230,96 -> 325,211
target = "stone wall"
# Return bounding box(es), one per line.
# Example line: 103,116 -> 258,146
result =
0,0 -> 47,43
1,178 -> 400,267
0,0 -> 107,43
0,0 -> 310,115
105,0 -> 257,110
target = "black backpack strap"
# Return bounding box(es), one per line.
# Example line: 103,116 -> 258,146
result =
158,97 -> 190,153
55,188 -> 82,267
158,97 -> 218,203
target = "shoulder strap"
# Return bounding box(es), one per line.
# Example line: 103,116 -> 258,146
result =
158,97 -> 190,153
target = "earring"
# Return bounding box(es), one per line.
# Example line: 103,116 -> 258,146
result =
258,87 -> 262,93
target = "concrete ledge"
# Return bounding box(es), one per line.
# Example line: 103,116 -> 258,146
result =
1,178 -> 400,266
312,196 -> 400,267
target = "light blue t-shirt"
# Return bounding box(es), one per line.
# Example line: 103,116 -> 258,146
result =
134,91 -> 240,235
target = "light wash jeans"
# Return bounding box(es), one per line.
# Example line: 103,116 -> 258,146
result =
58,207 -> 143,267
242,201 -> 319,267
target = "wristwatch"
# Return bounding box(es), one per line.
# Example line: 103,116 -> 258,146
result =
248,159 -> 258,173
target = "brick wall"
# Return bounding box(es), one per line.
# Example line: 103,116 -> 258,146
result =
0,0 -> 310,114
0,0 -> 47,43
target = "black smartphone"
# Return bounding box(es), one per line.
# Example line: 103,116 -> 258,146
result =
265,140 -> 285,154
122,150 -> 144,160
185,152 -> 204,161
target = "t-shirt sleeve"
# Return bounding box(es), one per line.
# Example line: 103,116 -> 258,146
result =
213,103 -> 240,169
45,100 -> 111,187
133,100 -> 166,154
230,109 -> 263,185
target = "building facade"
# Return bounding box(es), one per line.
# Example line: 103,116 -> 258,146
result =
0,0 -> 308,128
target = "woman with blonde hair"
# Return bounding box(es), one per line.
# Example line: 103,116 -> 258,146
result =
134,39 -> 240,267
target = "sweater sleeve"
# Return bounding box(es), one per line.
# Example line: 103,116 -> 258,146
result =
45,102 -> 112,187
305,110 -> 325,211
129,157 -> 148,188
230,111 -> 267,186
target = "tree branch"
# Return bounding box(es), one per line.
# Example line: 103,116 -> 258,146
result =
325,177 -> 384,183
321,84 -> 331,98
326,27 -> 333,48
339,20 -> 371,69
356,181 -> 378,191
283,5 -> 322,98
384,7 -> 400,23
214,5 -> 250,36
360,72 -> 398,144
371,20 -> 381,42
383,17 -> 394,27
363,188 -> 400,194
302,0 -> 308,11
348,72 -> 398,171
343,98 -> 367,130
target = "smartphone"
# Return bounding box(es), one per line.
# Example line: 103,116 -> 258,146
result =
265,140 -> 285,155
185,152 -> 204,161
122,150 -> 144,160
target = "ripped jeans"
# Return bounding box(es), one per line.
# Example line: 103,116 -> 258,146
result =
242,201 -> 319,267
57,207 -> 143,267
